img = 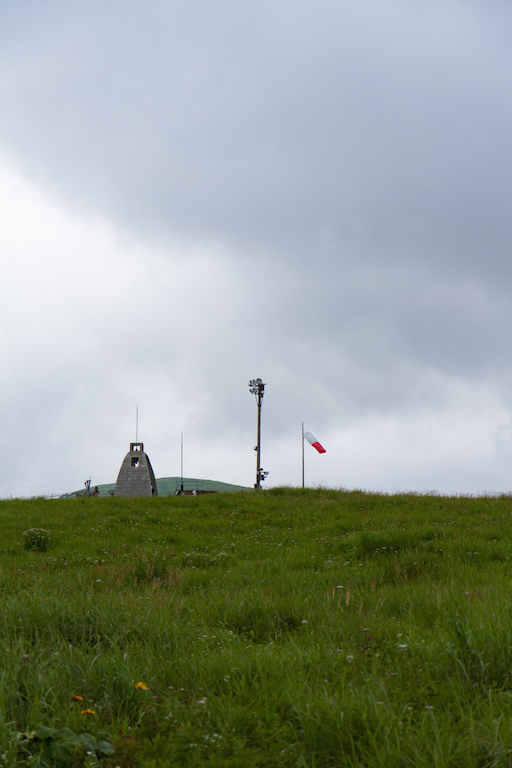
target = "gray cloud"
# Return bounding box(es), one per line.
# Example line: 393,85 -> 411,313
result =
2,1 -> 512,267
1,1 -> 512,495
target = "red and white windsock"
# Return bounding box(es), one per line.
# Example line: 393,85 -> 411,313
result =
304,431 -> 326,454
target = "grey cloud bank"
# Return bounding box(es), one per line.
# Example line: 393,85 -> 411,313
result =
1,1 -> 512,496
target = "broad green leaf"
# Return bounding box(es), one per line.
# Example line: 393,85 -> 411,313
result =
97,738 -> 115,756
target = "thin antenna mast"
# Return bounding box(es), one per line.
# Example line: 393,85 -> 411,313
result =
180,432 -> 184,494
302,421 -> 305,489
136,405 -> 139,442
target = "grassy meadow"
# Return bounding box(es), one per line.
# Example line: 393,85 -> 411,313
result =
2,487 -> 512,766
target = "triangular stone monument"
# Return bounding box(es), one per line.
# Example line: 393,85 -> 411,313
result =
115,442 -> 158,497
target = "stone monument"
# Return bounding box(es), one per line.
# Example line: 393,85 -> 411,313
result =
115,442 -> 158,497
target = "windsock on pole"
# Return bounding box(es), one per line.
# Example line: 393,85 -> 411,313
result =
304,431 -> 326,454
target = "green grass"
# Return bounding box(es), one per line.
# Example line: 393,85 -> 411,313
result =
2,488 -> 512,765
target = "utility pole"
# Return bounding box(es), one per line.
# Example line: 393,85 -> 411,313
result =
248,379 -> 268,489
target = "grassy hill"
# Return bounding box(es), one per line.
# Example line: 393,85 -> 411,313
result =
2,487 -> 512,765
63,476 -> 252,497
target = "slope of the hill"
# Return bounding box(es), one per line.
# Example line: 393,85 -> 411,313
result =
2,488 -> 512,765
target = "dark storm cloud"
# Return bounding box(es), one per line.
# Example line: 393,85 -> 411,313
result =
2,0 -> 512,279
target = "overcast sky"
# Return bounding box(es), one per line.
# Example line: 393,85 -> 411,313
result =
2,0 -> 512,497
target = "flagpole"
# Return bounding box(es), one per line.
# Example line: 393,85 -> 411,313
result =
302,421 -> 305,489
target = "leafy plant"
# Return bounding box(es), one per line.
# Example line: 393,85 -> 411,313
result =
22,527 -> 52,552
17,726 -> 114,767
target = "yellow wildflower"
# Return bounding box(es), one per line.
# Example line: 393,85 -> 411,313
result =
135,681 -> 148,690
80,709 -> 96,717
71,695 -> 84,702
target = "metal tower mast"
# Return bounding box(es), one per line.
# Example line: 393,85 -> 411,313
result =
248,378 -> 268,489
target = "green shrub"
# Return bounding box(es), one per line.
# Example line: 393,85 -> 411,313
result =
22,528 -> 51,552
17,726 -> 113,767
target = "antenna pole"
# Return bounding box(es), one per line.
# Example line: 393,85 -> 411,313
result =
256,388 -> 262,489
180,432 -> 184,494
248,379 -> 267,489
302,421 -> 305,489
136,405 -> 139,442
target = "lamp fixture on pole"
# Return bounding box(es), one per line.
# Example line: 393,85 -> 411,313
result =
248,378 -> 268,489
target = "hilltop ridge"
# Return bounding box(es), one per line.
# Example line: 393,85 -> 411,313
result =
62,476 -> 252,497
